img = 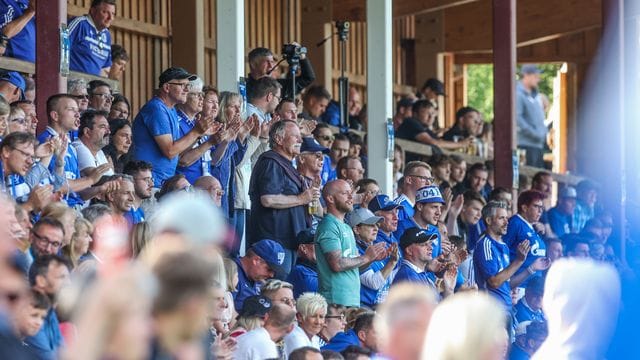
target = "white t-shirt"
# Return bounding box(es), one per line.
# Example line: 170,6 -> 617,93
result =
73,140 -> 114,176
234,327 -> 279,360
284,325 -> 321,358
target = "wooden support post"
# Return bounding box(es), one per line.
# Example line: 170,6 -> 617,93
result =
301,0 -> 332,89
414,11 -> 444,90
35,0 -> 66,134
171,0 -> 205,77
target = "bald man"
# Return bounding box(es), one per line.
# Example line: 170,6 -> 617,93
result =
194,175 -> 224,207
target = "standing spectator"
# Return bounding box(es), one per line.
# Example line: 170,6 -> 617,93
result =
392,97 -> 414,130
287,229 -> 319,299
246,45 -> 315,99
428,154 -> 451,186
108,44 -> 128,80
313,123 -> 334,149
25,255 -> 71,360
248,120 -> 313,275
108,94 -> 130,121
234,303 -> 297,360
447,190 -> 486,252
132,67 -> 214,187
261,279 -> 296,310
394,161 -> 434,223
104,175 -> 135,221
67,78 -> 89,113
122,160 -> 154,225
276,98 -> 299,121
449,154 -> 466,189
284,292 -> 328,355
229,295 -> 271,338
14,100 -> 38,135
516,64 -> 547,168
393,227 -> 439,291
297,137 -> 329,191
545,237 -> 563,264
336,156 -> 365,184
102,118 -> 132,173
453,162 -> 489,199
73,109 -> 114,177
29,217 -> 65,258
546,186 -> 577,238
321,312 -> 379,354
531,171 -> 553,209
0,71 -> 25,103
419,78 -> 445,106
572,179 -> 599,233
442,106 -> 482,141
0,96 -> 9,138
318,304 -> 346,347
302,85 -> 331,122
509,321 -> 548,360
87,80 -> 112,112
194,175 -> 224,207
315,180 -> 386,307
68,0 -> 116,76
328,133 -> 349,181
0,0 -> 36,61
14,289 -> 51,342
246,76 -> 282,123
395,186 -> 445,258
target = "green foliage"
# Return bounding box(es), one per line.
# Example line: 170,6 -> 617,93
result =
466,63 -> 563,122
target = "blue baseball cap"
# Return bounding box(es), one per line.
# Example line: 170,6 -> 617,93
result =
300,137 -> 330,154
0,71 -> 25,98
368,194 -> 400,213
250,239 -> 286,278
416,185 -> 445,204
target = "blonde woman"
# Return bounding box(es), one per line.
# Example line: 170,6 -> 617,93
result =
284,292 -> 328,356
222,258 -> 238,327
130,221 -> 151,258
64,217 -> 93,268
422,292 -> 509,360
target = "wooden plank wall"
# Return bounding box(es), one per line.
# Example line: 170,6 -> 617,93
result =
68,0 -> 172,114
204,0 -> 217,87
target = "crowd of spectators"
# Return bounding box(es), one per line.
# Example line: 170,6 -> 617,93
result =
0,0 -> 636,359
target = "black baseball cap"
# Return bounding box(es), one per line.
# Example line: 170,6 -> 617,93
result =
399,227 -> 438,250
239,295 -> 272,317
422,78 -> 445,96
158,67 -> 197,87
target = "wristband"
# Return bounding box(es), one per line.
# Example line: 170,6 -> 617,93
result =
526,265 -> 535,275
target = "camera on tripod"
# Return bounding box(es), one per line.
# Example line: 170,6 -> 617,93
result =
336,21 -> 350,41
281,43 -> 307,63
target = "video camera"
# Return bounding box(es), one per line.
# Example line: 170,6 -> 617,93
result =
281,43 -> 307,63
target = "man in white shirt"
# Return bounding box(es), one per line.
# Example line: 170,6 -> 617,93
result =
234,303 -> 296,359
73,109 -> 114,177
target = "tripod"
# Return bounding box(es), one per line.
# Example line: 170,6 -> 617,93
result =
317,21 -> 351,129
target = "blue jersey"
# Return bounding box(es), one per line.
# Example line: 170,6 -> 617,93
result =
124,207 -> 145,226
514,296 -> 546,325
175,110 -> 211,184
393,259 -> 437,289
132,97 -> 181,187
474,234 -> 513,308
68,15 -> 112,75
0,0 -> 35,61
38,127 -> 84,207
546,207 -> 572,238
320,155 -> 331,185
231,257 -> 260,312
24,308 -> 64,360
503,214 -> 546,286
357,239 -> 394,307
287,261 -> 318,299
395,194 -> 414,222
394,218 -> 442,258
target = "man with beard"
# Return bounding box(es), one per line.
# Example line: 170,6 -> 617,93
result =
73,109 -> 114,177
315,180 -> 386,307
123,161 -> 154,225
296,137 -> 329,222
395,185 -> 446,259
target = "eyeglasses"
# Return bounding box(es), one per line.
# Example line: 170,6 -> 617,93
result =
167,82 -> 191,90
530,203 -> 545,211
134,176 -> 154,184
10,117 -> 27,125
11,146 -> 38,162
188,92 -> 204,99
74,94 -> 89,100
32,231 -> 62,249
93,93 -> 113,101
326,314 -> 346,320
408,174 -> 435,184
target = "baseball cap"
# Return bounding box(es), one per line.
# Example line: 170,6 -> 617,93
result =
399,227 -> 438,250
296,228 -> 315,245
0,71 -> 26,98
415,185 -> 445,204
347,207 -> 384,228
239,295 -> 272,317
559,186 -> 577,199
250,239 -> 286,278
368,194 -> 400,213
520,64 -> 541,75
158,67 -> 197,87
422,78 -> 445,96
300,137 -> 330,154
396,97 -> 415,109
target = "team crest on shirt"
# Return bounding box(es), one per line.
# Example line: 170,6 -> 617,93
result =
527,232 -> 534,237
530,242 -> 546,257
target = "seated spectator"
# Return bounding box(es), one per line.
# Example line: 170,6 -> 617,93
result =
514,276 -> 546,325
354,178 -> 379,209
68,0 -> 116,76
0,96 -> 9,138
396,100 -> 471,152
336,156 -> 365,184
7,103 -> 28,134
275,97 -> 299,121
442,106 -> 482,141
0,0 -> 35,61
450,234 -> 475,287
287,229 -> 319,299
315,180 -> 386,307
375,283 -> 437,360
346,132 -> 363,158
322,312 -> 378,354
448,190 -> 486,252
23,75 -> 35,102
73,109 -> 114,177
328,133 -> 349,181
248,120 -> 313,275
122,160 -> 154,225
234,304 -> 297,359
14,100 -> 38,136
509,321 -> 548,360
297,137 -> 330,192
229,295 -> 272,338
341,345 -> 372,360
67,78 -> 89,113
0,71 -> 25,103
531,171 -> 553,209
232,239 -> 286,312
87,80 -> 112,112
132,67 -> 214,186
347,88 -> 363,129
394,161 -> 434,223
15,289 -> 50,342
318,304 -> 346,347
302,85 -> 331,122
313,123 -> 334,149
29,217 -> 65,258
194,175 -> 224,207
246,45 -> 315,99
284,292 -> 328,355
104,174 -> 135,222
108,44 -> 129,80
129,221 -> 150,258
155,173 -> 191,201
448,154 -> 466,189
290,346 -> 323,360
489,186 -> 513,215
25,255 -> 71,359
40,202 -> 77,247
453,162 -> 490,199
102,118 -> 132,173
108,94 -> 131,122
428,154 -> 451,187
261,279 -> 296,310
572,179 -> 599,233
546,186 -> 577,238
149,252 -> 216,359
348,207 -> 398,308
545,237 -> 563,264
392,97 -> 414,130
63,217 -> 93,268
563,235 -> 590,258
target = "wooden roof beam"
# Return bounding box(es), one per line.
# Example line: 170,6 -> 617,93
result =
332,0 -> 481,21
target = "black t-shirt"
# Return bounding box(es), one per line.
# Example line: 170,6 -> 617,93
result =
442,125 -> 468,141
248,151 -> 309,249
396,117 -> 437,141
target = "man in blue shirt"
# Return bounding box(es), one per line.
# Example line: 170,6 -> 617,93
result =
514,275 -> 546,325
393,227 -> 439,289
286,229 -> 319,299
503,190 -> 550,287
0,70 -> 25,103
232,239 -> 286,312
25,255 -> 70,360
546,186 -> 577,238
474,200 -> 531,309
395,185 -> 445,258
123,161 -> 154,225
394,161 -> 434,222
368,194 -> 400,246
132,67 -> 215,187
0,0 -> 35,62
68,0 -> 116,76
